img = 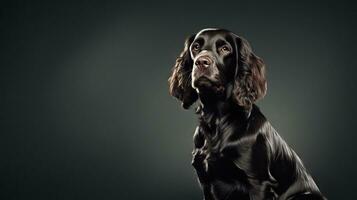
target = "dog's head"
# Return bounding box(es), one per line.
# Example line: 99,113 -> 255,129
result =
168,28 -> 267,109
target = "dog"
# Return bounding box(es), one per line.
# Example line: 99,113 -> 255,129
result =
168,28 -> 326,200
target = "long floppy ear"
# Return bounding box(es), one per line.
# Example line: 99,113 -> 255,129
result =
168,34 -> 198,109
233,36 -> 267,109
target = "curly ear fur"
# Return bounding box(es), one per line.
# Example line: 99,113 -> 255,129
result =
168,35 -> 198,109
233,36 -> 267,108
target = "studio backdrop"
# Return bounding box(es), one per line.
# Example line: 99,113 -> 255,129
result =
1,1 -> 357,200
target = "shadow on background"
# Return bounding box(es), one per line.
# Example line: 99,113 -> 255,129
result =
1,1 -> 356,199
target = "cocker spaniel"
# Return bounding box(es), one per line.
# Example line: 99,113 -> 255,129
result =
168,28 -> 326,200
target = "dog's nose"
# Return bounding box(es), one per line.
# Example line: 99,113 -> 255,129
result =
195,56 -> 213,70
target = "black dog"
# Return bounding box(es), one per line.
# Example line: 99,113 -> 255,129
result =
168,28 -> 326,200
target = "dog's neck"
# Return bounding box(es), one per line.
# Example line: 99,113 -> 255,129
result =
196,92 -> 254,142
196,91 -> 251,121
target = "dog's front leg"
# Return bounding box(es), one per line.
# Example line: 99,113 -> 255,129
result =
192,149 -> 214,200
192,127 -> 214,200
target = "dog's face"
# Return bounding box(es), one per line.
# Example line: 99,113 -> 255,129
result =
169,28 -> 267,109
190,29 -> 237,94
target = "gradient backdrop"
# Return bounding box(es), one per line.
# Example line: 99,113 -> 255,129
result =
1,1 -> 357,199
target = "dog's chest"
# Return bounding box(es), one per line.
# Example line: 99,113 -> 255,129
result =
200,115 -> 252,157
203,131 -> 254,173
198,121 -> 276,199
199,115 -> 255,177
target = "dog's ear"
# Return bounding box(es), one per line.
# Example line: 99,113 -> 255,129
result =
232,36 -> 267,109
168,34 -> 198,109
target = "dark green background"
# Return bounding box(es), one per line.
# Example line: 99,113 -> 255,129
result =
1,1 -> 356,199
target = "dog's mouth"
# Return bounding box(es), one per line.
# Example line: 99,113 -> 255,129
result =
192,76 -> 225,95
193,76 -> 213,88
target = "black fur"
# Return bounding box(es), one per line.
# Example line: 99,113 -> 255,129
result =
168,28 -> 326,200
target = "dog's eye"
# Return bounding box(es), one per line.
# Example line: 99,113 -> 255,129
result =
192,43 -> 200,51
219,45 -> 231,54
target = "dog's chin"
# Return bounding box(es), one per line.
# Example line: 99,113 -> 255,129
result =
192,76 -> 225,95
